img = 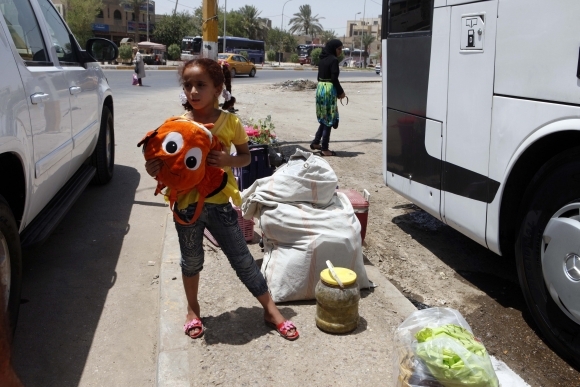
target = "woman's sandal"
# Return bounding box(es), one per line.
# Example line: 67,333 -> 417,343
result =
309,143 -> 322,150
265,320 -> 300,341
183,318 -> 204,339
320,150 -> 337,156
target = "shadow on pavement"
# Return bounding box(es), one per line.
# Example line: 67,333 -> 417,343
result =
12,165 -> 140,386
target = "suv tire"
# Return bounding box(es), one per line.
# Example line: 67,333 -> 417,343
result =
0,195 -> 22,336
90,106 -> 115,185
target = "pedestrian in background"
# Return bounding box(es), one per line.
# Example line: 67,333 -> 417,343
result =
133,47 -> 146,86
220,60 -> 237,113
310,39 -> 346,156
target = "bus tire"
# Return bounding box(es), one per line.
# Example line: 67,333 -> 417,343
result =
515,146 -> 580,368
0,194 -> 22,337
249,68 -> 256,78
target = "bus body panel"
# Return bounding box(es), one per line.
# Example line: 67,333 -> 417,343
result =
426,7 -> 451,122
495,0 -> 580,105
443,0 -> 498,247
486,96 -> 580,254
386,112 -> 442,219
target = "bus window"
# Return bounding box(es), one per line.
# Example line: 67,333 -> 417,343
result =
389,0 -> 432,35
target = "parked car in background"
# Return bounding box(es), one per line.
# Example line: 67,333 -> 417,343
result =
0,0 -> 118,332
218,53 -> 257,77
375,63 -> 381,75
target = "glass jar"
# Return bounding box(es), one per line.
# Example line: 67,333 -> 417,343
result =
315,268 -> 360,333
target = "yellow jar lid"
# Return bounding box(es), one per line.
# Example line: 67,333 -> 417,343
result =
320,268 -> 357,286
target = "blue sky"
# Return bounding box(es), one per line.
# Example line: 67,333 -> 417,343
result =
153,0 -> 383,37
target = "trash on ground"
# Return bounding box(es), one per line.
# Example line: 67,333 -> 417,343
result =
274,79 -> 317,91
393,307 -> 499,387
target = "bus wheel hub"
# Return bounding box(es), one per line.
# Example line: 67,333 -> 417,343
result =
541,203 -> 580,324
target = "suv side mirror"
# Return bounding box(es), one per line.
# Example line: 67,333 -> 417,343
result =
86,38 -> 119,62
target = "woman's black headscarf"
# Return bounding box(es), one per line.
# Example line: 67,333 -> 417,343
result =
320,39 -> 343,59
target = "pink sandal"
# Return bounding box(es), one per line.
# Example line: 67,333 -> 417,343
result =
265,320 -> 300,341
183,318 -> 204,339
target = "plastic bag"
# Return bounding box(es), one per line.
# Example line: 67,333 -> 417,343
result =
132,73 -> 138,85
393,307 -> 499,387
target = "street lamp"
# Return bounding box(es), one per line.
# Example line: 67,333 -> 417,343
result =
280,0 -> 293,65
354,12 -> 361,65
360,0 -> 367,66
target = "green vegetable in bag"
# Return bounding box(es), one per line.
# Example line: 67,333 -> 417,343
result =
414,324 -> 499,387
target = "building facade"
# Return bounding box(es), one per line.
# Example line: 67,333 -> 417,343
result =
343,16 -> 382,58
51,0 -> 155,46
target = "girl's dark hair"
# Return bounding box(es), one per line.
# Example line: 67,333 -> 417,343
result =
178,58 -> 225,111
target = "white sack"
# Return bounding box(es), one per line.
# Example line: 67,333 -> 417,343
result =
241,149 -> 370,302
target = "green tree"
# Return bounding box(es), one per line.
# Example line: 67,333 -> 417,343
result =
239,50 -> 249,60
266,50 -> 276,61
320,30 -> 337,44
219,8 -> 245,38
282,33 -> 298,54
119,44 -> 133,61
119,0 -> 147,43
153,11 -> 198,47
65,0 -> 102,45
311,47 -> 322,66
361,33 -> 376,68
290,53 -> 299,63
168,43 -> 181,60
288,5 -> 324,39
238,5 -> 269,40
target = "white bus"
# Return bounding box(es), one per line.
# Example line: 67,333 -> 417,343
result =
381,0 -> 580,366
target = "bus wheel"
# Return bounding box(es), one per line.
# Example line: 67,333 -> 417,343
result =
515,146 -> 580,368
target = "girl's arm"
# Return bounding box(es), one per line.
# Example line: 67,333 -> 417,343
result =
207,141 -> 250,168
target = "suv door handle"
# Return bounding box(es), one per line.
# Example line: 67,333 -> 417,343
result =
69,86 -> 82,95
30,93 -> 49,104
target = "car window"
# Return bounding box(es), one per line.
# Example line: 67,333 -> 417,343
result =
36,0 -> 79,65
218,54 -> 228,60
0,0 -> 51,65
235,56 -> 244,62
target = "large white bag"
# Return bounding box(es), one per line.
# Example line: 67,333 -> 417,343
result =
241,149 -> 370,302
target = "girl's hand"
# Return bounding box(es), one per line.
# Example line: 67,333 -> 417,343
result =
338,92 -> 346,99
145,158 -> 163,177
207,149 -> 231,168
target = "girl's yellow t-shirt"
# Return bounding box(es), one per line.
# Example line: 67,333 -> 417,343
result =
173,111 -> 248,209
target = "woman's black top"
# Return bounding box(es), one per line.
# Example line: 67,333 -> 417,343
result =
317,56 -> 344,96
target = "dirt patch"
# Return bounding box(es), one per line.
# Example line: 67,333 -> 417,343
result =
233,81 -> 580,387
273,79 -> 317,91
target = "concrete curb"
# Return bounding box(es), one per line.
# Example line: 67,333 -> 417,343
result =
157,213 -> 190,387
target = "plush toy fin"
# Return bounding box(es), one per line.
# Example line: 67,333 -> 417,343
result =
137,129 -> 158,147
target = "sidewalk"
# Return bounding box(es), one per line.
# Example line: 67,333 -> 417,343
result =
156,212 -> 530,386
98,61 -> 373,72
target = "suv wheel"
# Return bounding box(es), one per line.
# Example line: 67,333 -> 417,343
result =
515,146 -> 580,368
90,106 -> 115,185
0,195 -> 22,335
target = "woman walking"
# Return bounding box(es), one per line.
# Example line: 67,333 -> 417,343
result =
310,39 -> 346,156
133,47 -> 146,86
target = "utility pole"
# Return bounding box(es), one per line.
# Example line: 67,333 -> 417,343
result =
146,0 -> 149,41
360,0 -> 366,67
174,0 -> 178,14
279,0 -> 293,65
223,0 -> 227,55
202,0 -> 218,60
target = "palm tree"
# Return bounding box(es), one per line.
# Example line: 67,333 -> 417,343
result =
320,30 -> 337,44
120,0 -> 148,42
361,33 -> 376,68
238,5 -> 269,40
288,5 -> 324,39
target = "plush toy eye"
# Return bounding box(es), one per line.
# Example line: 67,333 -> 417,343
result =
184,147 -> 203,170
162,132 -> 183,154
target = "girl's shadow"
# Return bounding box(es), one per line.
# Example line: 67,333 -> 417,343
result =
202,306 -> 297,345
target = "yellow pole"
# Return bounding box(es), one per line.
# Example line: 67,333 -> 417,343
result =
202,0 -> 218,61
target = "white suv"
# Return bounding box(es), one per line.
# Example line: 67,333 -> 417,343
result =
0,0 -> 118,330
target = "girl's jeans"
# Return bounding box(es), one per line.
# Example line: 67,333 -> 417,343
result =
174,202 -> 268,298
312,123 -> 332,151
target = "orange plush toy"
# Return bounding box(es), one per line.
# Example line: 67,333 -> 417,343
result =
137,117 -> 228,225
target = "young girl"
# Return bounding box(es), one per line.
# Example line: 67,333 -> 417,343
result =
145,58 -> 299,341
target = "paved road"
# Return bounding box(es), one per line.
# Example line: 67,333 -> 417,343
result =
104,68 -> 380,95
